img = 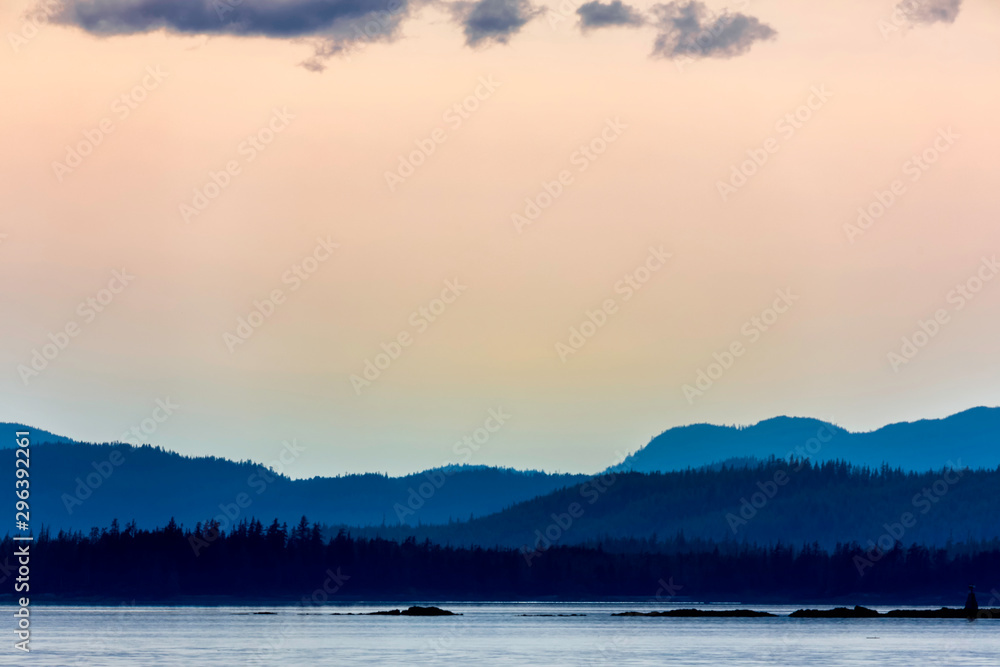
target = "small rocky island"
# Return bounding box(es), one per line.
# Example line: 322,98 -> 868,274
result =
791,605 -> 996,619
369,606 -> 459,616
614,609 -> 776,617
615,585 -> 997,619
327,606 -> 459,616
614,606 -> 999,619
791,587 -> 992,619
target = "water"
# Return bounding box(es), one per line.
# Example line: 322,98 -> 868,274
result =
5,602 -> 999,665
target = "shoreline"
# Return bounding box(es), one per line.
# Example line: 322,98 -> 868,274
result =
615,606 -> 999,619
2,596 -> 995,613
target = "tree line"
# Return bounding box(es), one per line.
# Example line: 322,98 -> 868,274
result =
3,517 -> 998,604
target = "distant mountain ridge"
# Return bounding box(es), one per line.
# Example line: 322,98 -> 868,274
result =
0,441 -> 586,532
343,461 -> 1000,551
3,405 -> 998,535
613,407 -> 999,473
0,423 -> 77,448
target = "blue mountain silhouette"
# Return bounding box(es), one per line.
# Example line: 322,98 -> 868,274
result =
3,406 -> 997,537
0,423 -> 77,447
614,407 -> 998,473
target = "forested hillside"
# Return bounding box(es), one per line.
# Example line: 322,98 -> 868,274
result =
342,460 -> 997,550
6,442 -> 585,531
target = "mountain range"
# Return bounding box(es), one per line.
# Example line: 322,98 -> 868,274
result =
3,406 -> 997,541
349,461 -> 996,551
4,441 -> 586,533
614,407 -> 998,473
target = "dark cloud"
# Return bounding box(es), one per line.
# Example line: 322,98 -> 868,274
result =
576,0 -> 645,31
40,0 -> 780,65
46,0 -> 407,37
450,0 -> 542,47
898,0 -> 962,25
44,0 -> 411,71
650,1 -> 775,60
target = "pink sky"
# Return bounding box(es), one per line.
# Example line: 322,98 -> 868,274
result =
1,0 -> 998,476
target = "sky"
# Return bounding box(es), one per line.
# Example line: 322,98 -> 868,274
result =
1,0 -> 998,477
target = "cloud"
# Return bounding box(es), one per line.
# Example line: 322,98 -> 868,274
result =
577,0 -> 645,31
650,1 -> 776,60
43,0 -> 411,71
897,0 -> 962,25
40,0 -> 780,65
450,0 -> 542,47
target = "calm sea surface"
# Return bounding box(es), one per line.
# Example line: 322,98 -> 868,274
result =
4,602 -> 998,665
